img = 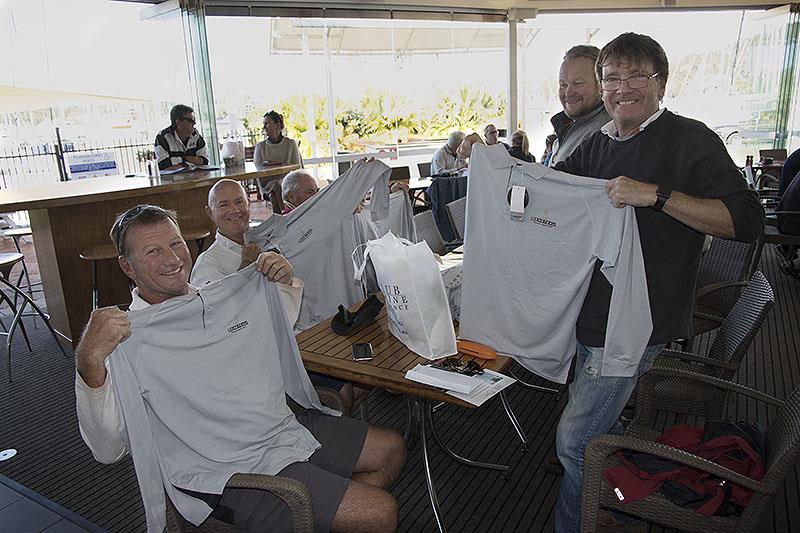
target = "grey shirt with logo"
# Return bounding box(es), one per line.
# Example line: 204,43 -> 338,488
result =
246,159 -> 390,331
459,144 -> 652,383
107,266 -> 333,532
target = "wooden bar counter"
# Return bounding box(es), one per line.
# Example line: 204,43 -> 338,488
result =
0,163 -> 298,344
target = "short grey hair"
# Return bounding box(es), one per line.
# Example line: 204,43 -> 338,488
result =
282,169 -> 315,201
447,131 -> 465,150
483,124 -> 497,136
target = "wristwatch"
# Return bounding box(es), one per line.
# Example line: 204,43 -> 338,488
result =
653,184 -> 672,212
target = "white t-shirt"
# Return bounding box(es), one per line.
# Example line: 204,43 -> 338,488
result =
459,144 -> 652,383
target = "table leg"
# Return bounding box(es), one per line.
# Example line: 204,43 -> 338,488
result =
403,395 -> 420,447
500,390 -> 529,451
419,398 -> 447,533
509,369 -> 560,397
426,401 -> 509,473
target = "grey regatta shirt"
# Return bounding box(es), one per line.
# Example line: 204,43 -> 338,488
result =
106,266 -> 334,532
245,159 -> 390,331
459,144 -> 652,383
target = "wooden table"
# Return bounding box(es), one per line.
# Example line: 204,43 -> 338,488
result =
297,304 -> 524,532
0,163 -> 298,344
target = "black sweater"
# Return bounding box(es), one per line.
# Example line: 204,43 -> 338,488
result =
556,110 -> 764,346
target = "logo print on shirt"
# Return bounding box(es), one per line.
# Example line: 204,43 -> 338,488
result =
531,216 -> 557,228
227,320 -> 249,334
297,228 -> 313,244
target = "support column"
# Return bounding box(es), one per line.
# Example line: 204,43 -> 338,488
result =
507,17 -> 518,135
180,0 -> 220,165
775,4 -> 800,150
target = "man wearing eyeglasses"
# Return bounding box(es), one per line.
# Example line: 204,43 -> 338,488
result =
155,104 -> 210,171
483,124 -> 509,149
548,45 -> 611,167
551,33 -> 764,532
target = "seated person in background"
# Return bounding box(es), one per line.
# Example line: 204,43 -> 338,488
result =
155,104 -> 209,171
507,129 -> 535,163
778,147 -> 800,197
541,133 -> 558,166
431,131 -> 468,176
191,179 -> 293,287
76,204 -> 405,532
253,110 -> 302,167
281,167 -> 404,216
483,124 -> 509,149
281,169 -> 320,214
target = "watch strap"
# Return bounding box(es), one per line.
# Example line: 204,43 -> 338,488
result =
653,184 -> 672,212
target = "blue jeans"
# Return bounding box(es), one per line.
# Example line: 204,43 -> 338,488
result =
553,342 -> 665,533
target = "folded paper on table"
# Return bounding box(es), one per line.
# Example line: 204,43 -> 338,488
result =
446,369 -> 516,406
405,364 -> 480,394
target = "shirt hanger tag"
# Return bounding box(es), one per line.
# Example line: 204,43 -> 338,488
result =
509,185 -> 527,221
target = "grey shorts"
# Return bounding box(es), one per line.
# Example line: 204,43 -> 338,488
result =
215,410 -> 369,533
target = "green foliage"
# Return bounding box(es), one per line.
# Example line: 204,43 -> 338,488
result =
241,85 -> 505,157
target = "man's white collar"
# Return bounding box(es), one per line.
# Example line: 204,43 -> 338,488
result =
129,285 -> 198,311
601,108 -> 666,141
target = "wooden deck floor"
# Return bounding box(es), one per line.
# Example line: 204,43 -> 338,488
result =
0,241 -> 798,532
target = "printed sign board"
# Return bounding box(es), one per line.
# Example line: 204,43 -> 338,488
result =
66,151 -> 118,180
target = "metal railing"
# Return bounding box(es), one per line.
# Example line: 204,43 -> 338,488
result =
0,129 -> 153,190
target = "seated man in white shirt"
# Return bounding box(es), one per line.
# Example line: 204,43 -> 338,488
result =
191,179 -> 290,286
75,204 -> 405,532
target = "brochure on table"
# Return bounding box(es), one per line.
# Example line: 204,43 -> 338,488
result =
405,365 -> 516,406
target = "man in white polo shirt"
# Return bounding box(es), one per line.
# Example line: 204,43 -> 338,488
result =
191,179 -> 291,287
75,204 -> 405,532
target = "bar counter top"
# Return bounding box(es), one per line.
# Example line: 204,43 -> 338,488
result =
0,162 -> 298,344
0,162 -> 297,212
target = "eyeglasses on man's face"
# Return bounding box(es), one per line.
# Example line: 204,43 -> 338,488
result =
600,72 -> 660,91
178,116 -> 196,125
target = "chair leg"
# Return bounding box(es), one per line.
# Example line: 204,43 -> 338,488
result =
11,237 -> 32,298
0,289 -> 32,353
0,276 -> 69,382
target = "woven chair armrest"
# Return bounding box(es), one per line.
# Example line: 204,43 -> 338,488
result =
640,368 -> 783,407
226,474 -> 313,533
315,386 -> 345,413
692,310 -> 724,323
694,280 -> 748,299
766,210 -> 800,216
585,434 -> 771,494
656,349 -> 738,371
765,210 -> 800,227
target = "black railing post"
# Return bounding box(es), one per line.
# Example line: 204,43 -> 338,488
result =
54,127 -> 68,182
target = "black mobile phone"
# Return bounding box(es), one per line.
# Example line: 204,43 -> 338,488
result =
352,343 -> 374,361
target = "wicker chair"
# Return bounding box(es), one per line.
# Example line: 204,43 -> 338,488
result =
413,210 -> 447,256
692,235 -> 764,338
654,270 -> 773,418
166,473 -> 313,533
445,196 -> 467,242
164,388 -> 347,532
581,367 -> 800,533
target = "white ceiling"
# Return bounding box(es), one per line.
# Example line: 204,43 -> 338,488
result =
120,0 -> 786,15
